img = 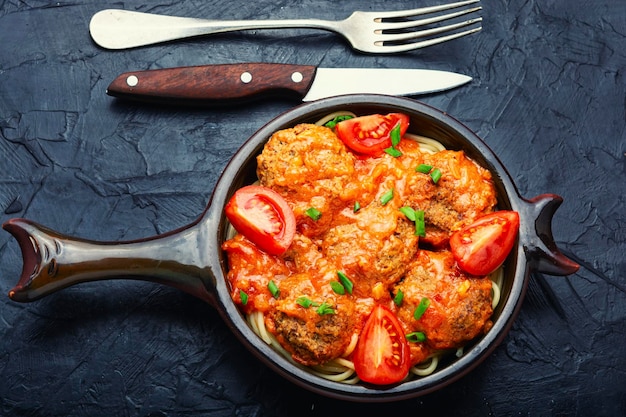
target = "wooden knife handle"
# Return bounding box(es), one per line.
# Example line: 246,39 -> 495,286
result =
106,63 -> 317,104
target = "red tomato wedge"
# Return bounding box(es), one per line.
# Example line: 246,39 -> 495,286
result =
353,305 -> 411,385
225,185 -> 296,255
449,211 -> 520,276
335,113 -> 410,157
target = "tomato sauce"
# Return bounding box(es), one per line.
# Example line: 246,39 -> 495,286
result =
222,123 -> 498,368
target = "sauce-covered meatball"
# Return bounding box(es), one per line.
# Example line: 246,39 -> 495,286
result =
394,250 -> 494,355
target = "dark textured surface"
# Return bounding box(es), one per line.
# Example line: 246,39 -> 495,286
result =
1,0 -> 624,415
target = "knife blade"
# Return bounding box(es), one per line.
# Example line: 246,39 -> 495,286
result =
106,63 -> 472,104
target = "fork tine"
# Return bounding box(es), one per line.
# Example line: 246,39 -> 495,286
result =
373,26 -> 482,54
375,7 -> 482,32
376,17 -> 483,44
369,0 -> 483,54
374,0 -> 481,20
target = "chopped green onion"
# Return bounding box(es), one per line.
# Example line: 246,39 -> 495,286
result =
415,209 -> 426,237
400,206 -> 425,237
324,115 -> 354,129
337,271 -> 354,294
330,281 -> 345,295
353,201 -> 361,213
380,188 -> 394,205
296,296 -> 313,308
413,297 -> 431,320
239,290 -> 249,306
430,168 -> 442,184
416,164 -> 433,174
399,206 -> 417,221
384,147 -> 403,158
297,297 -> 322,309
383,124 -> 403,157
316,302 -> 335,315
305,207 -> 322,221
393,289 -> 404,306
390,123 -> 402,147
406,332 -> 427,343
268,280 -> 280,299
416,164 -> 442,184
329,272 -> 355,296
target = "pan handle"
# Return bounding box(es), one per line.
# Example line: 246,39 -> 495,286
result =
3,218 -> 218,304
520,194 -> 579,276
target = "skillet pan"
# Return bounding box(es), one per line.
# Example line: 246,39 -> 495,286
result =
2,95 -> 579,402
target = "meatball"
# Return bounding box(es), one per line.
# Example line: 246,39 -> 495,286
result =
394,250 -> 494,351
321,216 -> 418,297
266,271 -> 355,366
257,123 -> 356,237
404,150 -> 497,248
268,311 -> 354,366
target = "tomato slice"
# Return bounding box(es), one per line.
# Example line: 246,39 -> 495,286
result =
224,185 -> 296,255
353,305 -> 411,385
335,113 -> 410,157
449,211 -> 520,276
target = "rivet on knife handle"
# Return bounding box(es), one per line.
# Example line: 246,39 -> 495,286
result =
106,63 -> 317,104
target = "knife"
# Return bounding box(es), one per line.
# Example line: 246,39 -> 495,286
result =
106,63 -> 471,104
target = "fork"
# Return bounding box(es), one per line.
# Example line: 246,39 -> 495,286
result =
90,0 -> 482,53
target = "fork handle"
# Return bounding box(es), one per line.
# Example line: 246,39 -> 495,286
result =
106,63 -> 317,104
90,9 -> 336,49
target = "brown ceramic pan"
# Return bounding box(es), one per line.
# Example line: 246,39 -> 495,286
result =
2,95 -> 579,402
